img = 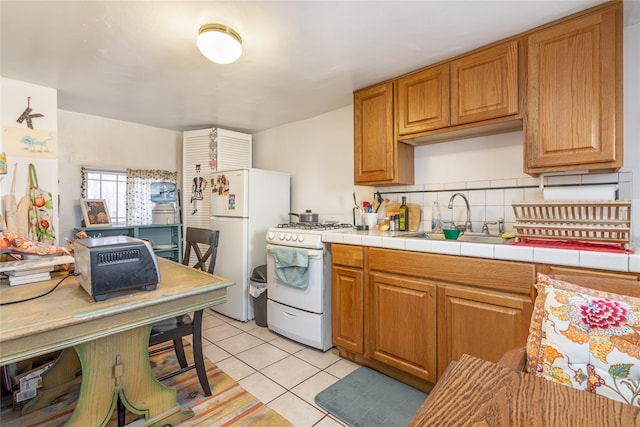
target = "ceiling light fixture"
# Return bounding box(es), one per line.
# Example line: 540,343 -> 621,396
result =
197,24 -> 243,64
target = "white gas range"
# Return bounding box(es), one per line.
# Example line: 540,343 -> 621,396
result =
265,222 -> 352,351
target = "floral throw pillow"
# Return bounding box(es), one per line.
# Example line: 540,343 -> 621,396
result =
526,273 -> 640,407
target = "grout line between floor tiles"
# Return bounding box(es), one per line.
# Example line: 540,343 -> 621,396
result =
203,309 -> 356,422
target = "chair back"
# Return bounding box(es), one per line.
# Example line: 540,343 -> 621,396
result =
183,227 -> 220,274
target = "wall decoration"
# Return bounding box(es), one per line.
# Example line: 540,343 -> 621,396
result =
209,128 -> 218,170
190,164 -> 206,215
28,163 -> 56,243
0,152 -> 7,175
16,96 -> 44,129
2,126 -> 58,158
80,199 -> 112,228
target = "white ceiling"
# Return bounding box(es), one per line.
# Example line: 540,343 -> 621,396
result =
2,0 -> 634,134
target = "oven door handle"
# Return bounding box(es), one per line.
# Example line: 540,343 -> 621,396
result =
266,245 -> 324,259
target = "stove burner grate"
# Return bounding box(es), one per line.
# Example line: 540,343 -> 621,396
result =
276,222 -> 353,231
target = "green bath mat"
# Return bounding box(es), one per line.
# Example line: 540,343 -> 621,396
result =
315,366 -> 428,427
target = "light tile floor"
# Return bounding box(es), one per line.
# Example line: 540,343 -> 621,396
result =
197,308 -> 357,427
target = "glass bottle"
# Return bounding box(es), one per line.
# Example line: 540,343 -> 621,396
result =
399,197 -> 409,231
432,200 -> 442,232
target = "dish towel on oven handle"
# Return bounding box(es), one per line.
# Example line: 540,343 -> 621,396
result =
273,247 -> 309,288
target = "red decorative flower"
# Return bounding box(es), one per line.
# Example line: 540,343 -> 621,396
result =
580,298 -> 628,330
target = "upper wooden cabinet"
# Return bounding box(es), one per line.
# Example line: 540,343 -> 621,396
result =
395,40 -> 522,142
450,40 -> 520,125
354,1 -> 623,183
354,83 -> 414,185
396,64 -> 450,135
525,2 -> 623,173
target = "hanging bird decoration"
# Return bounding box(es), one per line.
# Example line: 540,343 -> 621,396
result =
16,96 -> 44,130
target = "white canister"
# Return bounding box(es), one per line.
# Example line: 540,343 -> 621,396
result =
364,212 -> 378,229
152,204 -> 176,224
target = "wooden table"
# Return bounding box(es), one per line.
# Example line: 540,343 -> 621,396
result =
0,258 -> 233,426
409,353 -> 640,426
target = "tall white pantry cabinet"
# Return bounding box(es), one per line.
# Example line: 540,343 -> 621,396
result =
181,128 -> 252,264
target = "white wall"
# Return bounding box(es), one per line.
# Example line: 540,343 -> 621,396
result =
414,131 -> 528,183
57,110 -> 181,242
253,105 -> 372,224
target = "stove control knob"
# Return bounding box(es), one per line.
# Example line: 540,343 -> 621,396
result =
285,233 -> 291,241
267,232 -> 275,241
278,233 -> 285,241
291,234 -> 298,241
298,234 -> 304,243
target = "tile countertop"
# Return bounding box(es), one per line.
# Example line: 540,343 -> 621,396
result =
323,229 -> 640,274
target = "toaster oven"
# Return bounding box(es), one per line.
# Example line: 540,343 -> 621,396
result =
74,235 -> 160,301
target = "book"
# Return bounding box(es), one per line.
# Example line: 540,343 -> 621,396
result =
9,272 -> 52,286
8,266 -> 54,277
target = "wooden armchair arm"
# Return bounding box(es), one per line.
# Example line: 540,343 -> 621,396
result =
497,346 -> 527,372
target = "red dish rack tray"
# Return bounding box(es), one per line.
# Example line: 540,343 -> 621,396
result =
511,200 -> 632,251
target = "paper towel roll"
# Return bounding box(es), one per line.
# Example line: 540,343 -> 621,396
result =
543,185 -> 617,201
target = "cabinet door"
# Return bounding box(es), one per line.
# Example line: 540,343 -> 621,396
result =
332,266 -> 364,353
451,40 -> 519,125
354,83 -> 396,184
437,284 -> 532,378
396,64 -> 450,135
370,273 -> 437,382
525,4 -> 622,172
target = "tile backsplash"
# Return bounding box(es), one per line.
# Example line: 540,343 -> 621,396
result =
376,171 -> 633,235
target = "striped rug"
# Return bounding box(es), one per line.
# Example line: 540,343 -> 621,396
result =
1,342 -> 292,426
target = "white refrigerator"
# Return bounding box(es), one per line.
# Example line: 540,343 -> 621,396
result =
210,168 -> 290,321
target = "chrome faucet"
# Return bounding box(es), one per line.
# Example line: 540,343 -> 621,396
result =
447,192 -> 473,232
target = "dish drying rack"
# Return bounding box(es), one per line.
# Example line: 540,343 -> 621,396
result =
512,200 -> 631,250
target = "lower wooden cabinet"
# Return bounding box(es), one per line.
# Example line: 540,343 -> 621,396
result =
332,266 -> 364,353
330,244 -> 634,386
331,244 -> 365,354
370,272 -> 437,382
436,283 -> 533,378
331,244 -> 534,385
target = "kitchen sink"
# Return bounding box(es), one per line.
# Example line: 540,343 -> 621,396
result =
401,232 -> 508,245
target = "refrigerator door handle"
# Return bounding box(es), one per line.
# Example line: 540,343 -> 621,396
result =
210,216 -> 247,222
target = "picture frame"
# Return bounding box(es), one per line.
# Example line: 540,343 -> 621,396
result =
80,199 -> 112,228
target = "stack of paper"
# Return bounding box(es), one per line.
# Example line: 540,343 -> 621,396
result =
8,266 -> 53,286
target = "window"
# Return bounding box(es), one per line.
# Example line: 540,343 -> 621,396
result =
82,168 -> 127,224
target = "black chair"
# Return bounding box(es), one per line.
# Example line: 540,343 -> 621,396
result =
118,228 -> 220,425
150,227 -> 220,393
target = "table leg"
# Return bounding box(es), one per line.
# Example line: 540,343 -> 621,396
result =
68,325 -> 193,427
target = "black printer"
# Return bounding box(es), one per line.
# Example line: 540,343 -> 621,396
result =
74,235 -> 160,301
